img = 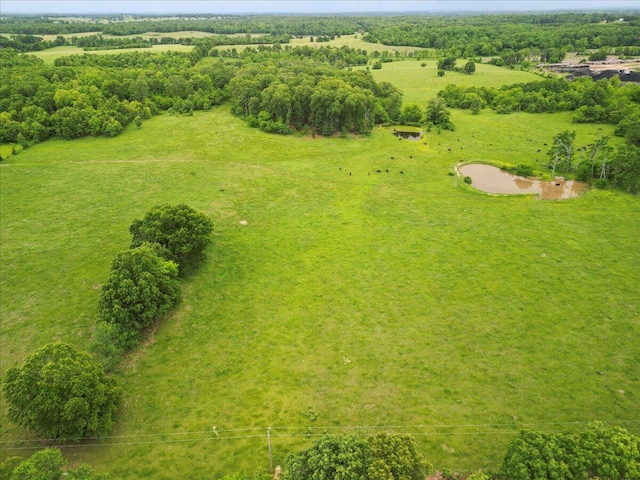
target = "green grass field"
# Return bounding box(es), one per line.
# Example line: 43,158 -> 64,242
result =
28,44 -> 196,65
1,62 -> 639,478
365,59 -> 544,105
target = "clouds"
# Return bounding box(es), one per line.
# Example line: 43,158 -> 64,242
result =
2,0 -> 639,15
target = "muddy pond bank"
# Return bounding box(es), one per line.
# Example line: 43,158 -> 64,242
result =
458,163 -> 587,200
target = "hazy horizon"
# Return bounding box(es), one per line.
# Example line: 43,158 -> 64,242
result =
2,0 -> 640,16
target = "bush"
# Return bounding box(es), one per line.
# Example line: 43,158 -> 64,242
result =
501,164 -> 534,177
97,244 -> 181,348
500,422 -> 640,480
463,176 -> 473,184
3,343 -> 121,440
0,448 -> 109,479
130,203 -> 213,273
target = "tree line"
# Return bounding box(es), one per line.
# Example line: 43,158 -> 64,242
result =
2,204 -> 213,443
362,12 -> 640,62
227,59 -> 400,135
3,12 -> 639,64
0,47 -> 232,145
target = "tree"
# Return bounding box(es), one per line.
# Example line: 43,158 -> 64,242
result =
284,435 -> 369,480
500,422 -> 640,480
129,203 -> 213,272
547,130 -> 577,174
367,433 -> 431,480
437,56 -> 456,70
7,448 -> 64,480
610,144 -> 640,194
400,104 -> 423,124
425,97 -> 454,130
3,343 -> 121,440
1,448 -> 109,480
97,244 -> 181,348
463,60 -> 476,74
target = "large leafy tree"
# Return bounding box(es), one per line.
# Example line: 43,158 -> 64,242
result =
284,435 -> 369,480
425,97 -> 454,131
97,244 -> 180,347
367,433 -> 430,480
610,144 -> 640,194
284,434 -> 430,480
0,448 -> 108,480
3,343 -> 121,440
130,203 -> 213,272
500,422 -> 640,480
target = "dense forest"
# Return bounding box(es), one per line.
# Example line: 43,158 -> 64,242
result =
2,12 -> 640,60
0,41 -> 393,143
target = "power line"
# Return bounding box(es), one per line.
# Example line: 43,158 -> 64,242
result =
2,419 -> 639,451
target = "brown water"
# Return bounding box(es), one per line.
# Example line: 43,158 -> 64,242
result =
393,130 -> 423,141
458,163 -> 587,200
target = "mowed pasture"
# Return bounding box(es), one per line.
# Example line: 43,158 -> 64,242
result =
1,61 -> 639,478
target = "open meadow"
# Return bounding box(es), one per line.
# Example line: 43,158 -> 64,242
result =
29,44 -> 196,65
1,57 -> 639,478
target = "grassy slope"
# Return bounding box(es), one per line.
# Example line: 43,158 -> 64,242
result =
1,63 -> 639,478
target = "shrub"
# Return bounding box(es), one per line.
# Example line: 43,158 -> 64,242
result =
97,244 -> 181,348
130,203 -> 213,273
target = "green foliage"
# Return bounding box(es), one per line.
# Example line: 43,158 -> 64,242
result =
2,343 -> 121,440
97,245 -> 181,347
0,448 -> 108,480
425,97 -> 454,131
501,164 -> 534,177
284,434 -> 429,480
228,57 -> 396,136
89,322 -> 127,372
7,448 -> 64,480
284,435 -> 369,480
463,61 -> 476,74
437,57 -> 457,70
367,433 -> 430,480
437,69 -> 445,77
588,48 -> 609,61
547,130 -> 577,174
500,422 -> 640,480
129,203 -> 213,272
610,144 -> 640,194
400,104 -> 423,124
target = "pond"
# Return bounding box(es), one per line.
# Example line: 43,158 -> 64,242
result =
458,163 -> 587,200
393,127 -> 423,141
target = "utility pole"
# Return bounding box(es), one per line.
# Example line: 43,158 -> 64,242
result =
267,427 -> 273,473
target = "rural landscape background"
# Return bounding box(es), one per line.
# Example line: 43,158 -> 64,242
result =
1,1 -> 639,478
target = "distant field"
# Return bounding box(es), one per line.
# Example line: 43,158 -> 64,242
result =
289,34 -> 430,55
362,59 -> 543,105
2,43 -> 639,479
27,33 -> 430,61
39,31 -> 220,42
28,44 -> 196,65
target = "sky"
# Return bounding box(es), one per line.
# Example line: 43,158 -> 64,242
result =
2,0 -> 639,15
